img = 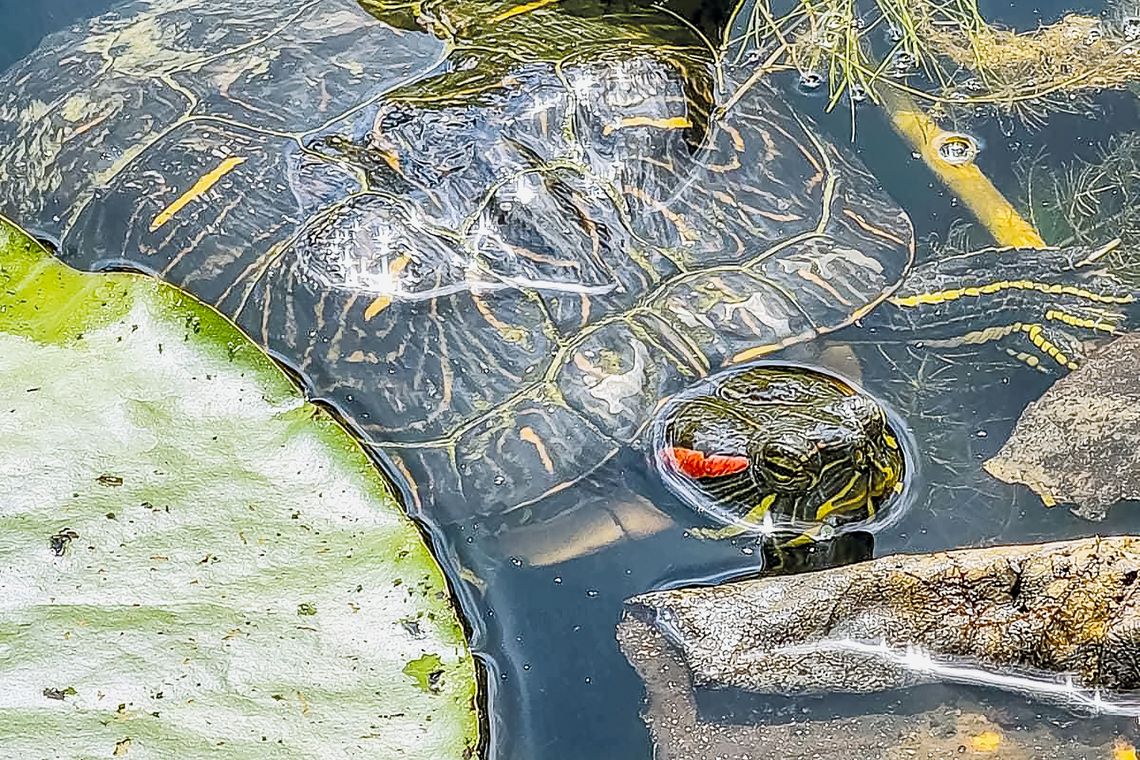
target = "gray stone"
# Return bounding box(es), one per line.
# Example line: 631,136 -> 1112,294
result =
985,333 -> 1140,521
617,612 -> 1138,760
623,536 -> 1140,695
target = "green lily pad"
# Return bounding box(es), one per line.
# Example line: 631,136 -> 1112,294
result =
0,216 -> 481,758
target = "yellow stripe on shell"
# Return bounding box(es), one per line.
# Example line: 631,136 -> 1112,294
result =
601,116 -> 692,136
150,156 -> 246,232
362,255 -> 413,321
520,426 -> 555,474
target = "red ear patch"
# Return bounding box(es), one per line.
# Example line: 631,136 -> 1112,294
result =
665,447 -> 750,479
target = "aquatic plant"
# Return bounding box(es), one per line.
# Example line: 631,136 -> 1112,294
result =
1023,132 -> 1140,247
734,0 -> 1140,124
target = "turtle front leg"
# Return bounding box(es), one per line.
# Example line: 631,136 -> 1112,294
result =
690,494 -> 776,540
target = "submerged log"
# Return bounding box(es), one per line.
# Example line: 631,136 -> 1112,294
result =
623,536 -> 1140,695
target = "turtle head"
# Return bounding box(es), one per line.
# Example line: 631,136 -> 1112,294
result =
655,365 -> 906,538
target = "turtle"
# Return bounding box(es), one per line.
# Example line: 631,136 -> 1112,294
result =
0,0 -> 1134,559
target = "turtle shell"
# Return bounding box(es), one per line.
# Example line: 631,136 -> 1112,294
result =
0,0 -> 915,526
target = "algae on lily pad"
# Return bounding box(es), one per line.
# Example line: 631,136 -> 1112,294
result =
0,216 -> 480,758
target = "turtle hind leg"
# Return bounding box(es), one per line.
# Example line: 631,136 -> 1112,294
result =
873,239 -> 1138,356
1007,322 -> 1086,371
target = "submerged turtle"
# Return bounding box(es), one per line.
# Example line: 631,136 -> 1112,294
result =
0,0 -> 1133,556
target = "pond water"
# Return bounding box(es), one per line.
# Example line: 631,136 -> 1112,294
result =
2,0 -> 1139,757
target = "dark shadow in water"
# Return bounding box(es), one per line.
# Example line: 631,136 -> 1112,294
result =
0,0 -> 120,71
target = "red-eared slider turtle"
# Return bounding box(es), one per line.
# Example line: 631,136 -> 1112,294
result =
655,364 -> 905,540
0,0 -> 1133,550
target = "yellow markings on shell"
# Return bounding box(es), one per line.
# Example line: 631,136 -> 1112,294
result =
472,293 -> 528,343
68,112 -> 111,140
624,186 -> 700,243
723,123 -> 745,152
149,156 -> 246,232
492,0 -> 560,22
363,255 -> 412,321
891,280 -> 1134,308
841,208 -> 910,248
878,87 -> 1045,249
795,267 -> 854,307
378,149 -> 402,174
520,426 -> 555,475
602,115 -> 691,136
752,208 -> 804,223
730,331 -> 814,364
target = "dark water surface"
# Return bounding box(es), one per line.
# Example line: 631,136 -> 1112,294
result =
2,0 -> 1140,757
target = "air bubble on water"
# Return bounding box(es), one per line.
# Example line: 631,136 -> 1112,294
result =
741,546 -> 754,556
1124,16 -> 1140,41
797,71 -> 823,93
933,131 -> 981,166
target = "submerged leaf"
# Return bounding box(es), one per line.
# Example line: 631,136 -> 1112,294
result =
0,216 -> 480,758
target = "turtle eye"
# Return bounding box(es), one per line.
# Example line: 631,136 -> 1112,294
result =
758,434 -> 820,492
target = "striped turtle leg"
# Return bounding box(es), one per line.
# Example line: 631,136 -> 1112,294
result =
869,240 -> 1136,363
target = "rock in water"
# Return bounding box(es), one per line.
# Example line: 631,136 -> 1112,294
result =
985,333 -> 1140,520
623,536 -> 1140,695
616,614 -> 1138,760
